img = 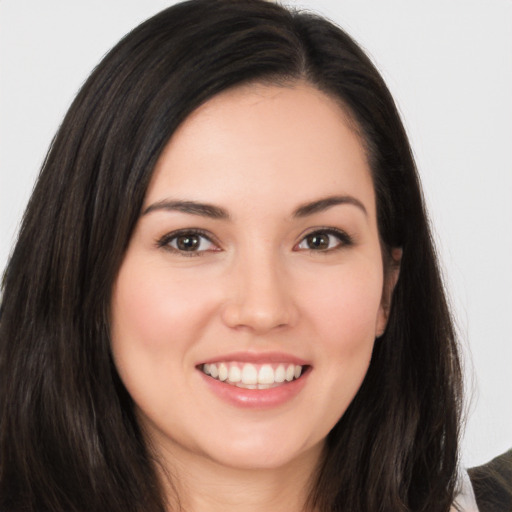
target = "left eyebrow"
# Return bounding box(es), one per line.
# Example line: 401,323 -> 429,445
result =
293,195 -> 368,218
142,199 -> 230,220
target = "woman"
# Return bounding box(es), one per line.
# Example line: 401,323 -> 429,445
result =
0,1 -> 463,511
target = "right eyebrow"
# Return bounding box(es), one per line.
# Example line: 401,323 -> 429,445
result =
293,195 -> 367,218
142,199 -> 230,220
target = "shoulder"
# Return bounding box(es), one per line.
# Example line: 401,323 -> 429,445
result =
468,449 -> 512,512
452,469 -> 480,512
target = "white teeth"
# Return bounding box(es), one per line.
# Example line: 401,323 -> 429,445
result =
285,364 -> 295,382
218,363 -> 228,381
201,362 -> 305,387
209,364 -> 219,378
228,365 -> 241,383
236,383 -> 258,389
241,363 -> 258,385
274,364 -> 286,383
258,364 -> 274,384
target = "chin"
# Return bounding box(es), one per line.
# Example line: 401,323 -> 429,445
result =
199,429 -> 324,471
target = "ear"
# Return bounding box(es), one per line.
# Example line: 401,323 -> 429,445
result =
375,247 -> 402,338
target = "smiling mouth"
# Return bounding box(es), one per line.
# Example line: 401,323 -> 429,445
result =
200,362 -> 306,389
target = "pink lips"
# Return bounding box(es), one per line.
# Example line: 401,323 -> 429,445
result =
197,351 -> 311,409
199,351 -> 309,366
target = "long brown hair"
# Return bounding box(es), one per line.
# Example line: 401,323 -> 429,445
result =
0,1 -> 462,510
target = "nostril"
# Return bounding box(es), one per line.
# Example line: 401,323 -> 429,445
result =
220,300 -> 297,333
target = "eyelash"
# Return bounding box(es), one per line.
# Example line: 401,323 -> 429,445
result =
156,228 -> 218,257
295,227 -> 353,253
156,227 -> 353,257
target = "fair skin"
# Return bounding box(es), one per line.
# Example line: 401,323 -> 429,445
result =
110,82 -> 399,512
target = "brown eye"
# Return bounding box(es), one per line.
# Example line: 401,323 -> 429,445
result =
161,230 -> 217,254
296,229 -> 352,252
176,234 -> 201,251
306,233 -> 330,250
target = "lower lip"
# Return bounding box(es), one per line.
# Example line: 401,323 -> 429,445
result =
199,368 -> 310,409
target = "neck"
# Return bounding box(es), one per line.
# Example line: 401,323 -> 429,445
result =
154,439 -> 324,512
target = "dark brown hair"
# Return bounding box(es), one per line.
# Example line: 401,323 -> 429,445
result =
0,1 -> 462,510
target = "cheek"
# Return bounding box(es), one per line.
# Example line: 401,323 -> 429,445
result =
300,273 -> 381,427
299,262 -> 383,411
110,261 -> 216,355
303,263 -> 384,345
109,259 -> 218,422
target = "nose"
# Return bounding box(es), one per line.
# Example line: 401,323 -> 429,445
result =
221,251 -> 298,334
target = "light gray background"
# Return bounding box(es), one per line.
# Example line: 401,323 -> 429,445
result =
1,0 -> 511,469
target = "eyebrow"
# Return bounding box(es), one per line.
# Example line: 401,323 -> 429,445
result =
142,200 -> 230,219
142,194 -> 367,220
293,195 -> 367,218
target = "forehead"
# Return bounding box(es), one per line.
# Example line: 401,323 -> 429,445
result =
145,82 -> 375,218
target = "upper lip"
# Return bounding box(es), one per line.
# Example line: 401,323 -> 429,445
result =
197,351 -> 310,366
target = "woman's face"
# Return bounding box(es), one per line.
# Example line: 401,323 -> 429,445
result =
111,83 -> 395,472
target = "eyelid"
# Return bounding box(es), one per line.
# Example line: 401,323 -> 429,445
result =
156,228 -> 221,256
294,227 -> 354,252
156,226 -> 352,255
